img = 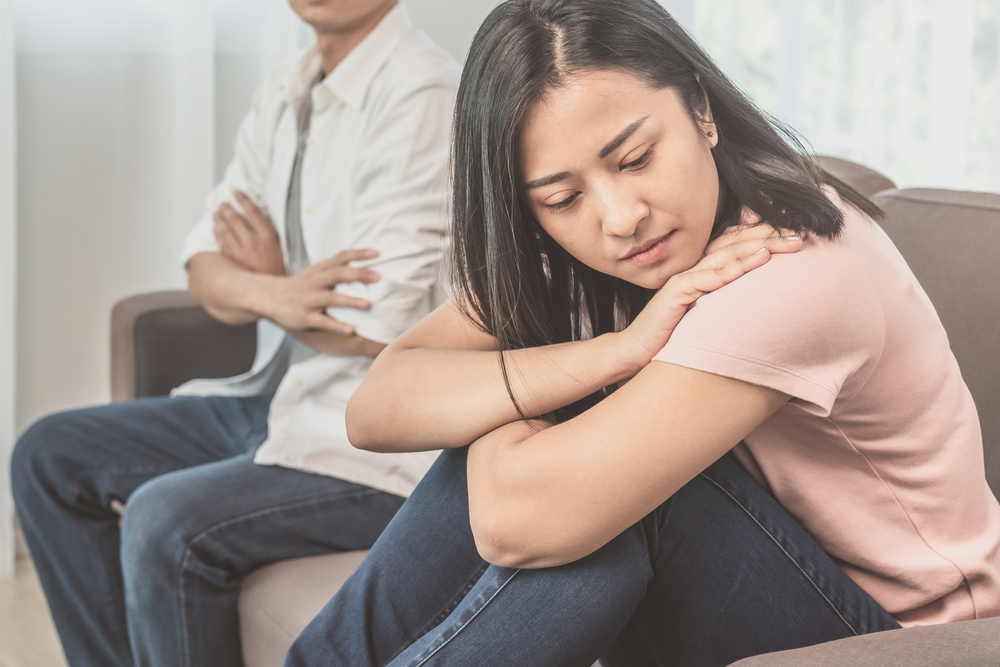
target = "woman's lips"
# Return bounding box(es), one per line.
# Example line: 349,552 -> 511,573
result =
623,231 -> 674,266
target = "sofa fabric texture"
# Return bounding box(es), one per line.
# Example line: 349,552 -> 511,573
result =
239,552 -> 369,667
730,616 -> 1000,667
812,154 -> 897,197
110,290 -> 256,401
872,188 -> 1000,497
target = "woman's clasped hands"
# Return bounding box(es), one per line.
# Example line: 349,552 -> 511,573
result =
615,222 -> 805,374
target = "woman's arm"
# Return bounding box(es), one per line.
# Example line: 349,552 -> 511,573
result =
345,301 -> 636,452
346,225 -> 803,453
466,362 -> 790,569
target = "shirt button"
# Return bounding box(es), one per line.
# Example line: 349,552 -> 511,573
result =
337,101 -> 345,111
292,378 -> 303,387
307,136 -> 314,145
319,88 -> 331,98
304,207 -> 313,215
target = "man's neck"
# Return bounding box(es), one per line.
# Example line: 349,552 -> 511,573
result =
314,0 -> 397,76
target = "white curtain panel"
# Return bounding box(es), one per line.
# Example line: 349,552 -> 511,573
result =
12,0 -> 311,431
687,0 -> 998,192
1,0 -> 16,579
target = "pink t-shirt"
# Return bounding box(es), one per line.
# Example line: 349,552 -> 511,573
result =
652,191 -> 1000,626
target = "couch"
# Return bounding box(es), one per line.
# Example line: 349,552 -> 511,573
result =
109,156 -> 1000,666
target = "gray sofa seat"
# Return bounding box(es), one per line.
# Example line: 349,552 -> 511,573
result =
730,617 -> 1000,667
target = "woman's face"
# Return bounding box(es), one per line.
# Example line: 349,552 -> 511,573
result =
519,70 -> 720,289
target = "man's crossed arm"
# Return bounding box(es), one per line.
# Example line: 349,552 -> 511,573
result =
187,190 -> 387,359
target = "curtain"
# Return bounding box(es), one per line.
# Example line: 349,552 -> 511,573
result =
683,0 -> 998,192
1,0 -> 15,578
12,0 -> 311,432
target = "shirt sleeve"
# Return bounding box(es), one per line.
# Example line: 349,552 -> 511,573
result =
179,73 -> 279,267
327,74 -> 457,344
652,235 -> 885,416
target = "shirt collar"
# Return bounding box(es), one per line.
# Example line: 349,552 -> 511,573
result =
281,4 -> 413,114
282,47 -> 324,115
323,4 -> 414,111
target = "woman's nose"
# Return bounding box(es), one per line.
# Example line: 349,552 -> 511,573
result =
597,185 -> 648,238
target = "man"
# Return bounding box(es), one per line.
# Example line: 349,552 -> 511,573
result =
10,1 -> 457,665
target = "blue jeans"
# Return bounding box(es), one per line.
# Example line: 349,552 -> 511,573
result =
285,447 -> 900,667
10,394 -> 406,667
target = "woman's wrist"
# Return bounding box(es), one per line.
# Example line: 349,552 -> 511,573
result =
597,331 -> 649,385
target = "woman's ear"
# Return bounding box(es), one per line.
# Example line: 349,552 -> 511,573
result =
693,74 -> 718,148
703,116 -> 718,148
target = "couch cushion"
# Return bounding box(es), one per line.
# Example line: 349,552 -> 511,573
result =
239,551 -> 369,667
727,616 -> 1000,666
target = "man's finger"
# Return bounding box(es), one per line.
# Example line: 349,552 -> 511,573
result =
233,190 -> 272,235
218,202 -> 254,239
309,313 -> 356,336
326,292 -> 372,310
321,266 -> 381,287
322,248 -> 380,267
214,219 -> 240,253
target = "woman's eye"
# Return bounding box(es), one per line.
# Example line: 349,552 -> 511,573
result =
547,192 -> 579,211
621,148 -> 653,170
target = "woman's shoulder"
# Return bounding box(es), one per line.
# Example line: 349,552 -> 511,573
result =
690,206 -> 882,330
657,202 -> 888,413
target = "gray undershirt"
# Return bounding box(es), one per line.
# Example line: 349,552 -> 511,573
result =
285,73 -> 323,366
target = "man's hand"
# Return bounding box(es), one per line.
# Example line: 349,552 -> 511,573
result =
213,190 -> 287,276
250,248 -> 382,336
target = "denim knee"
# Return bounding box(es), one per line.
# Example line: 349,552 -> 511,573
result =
119,476 -> 193,579
10,411 -> 82,510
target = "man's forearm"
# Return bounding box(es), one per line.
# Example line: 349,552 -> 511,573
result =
187,252 -> 277,325
188,251 -> 387,358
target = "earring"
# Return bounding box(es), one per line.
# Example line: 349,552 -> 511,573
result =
707,131 -> 715,138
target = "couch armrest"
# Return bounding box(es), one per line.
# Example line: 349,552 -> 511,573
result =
728,617 -> 1000,667
110,290 -> 257,401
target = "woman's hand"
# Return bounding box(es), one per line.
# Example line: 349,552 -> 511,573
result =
615,223 -> 805,375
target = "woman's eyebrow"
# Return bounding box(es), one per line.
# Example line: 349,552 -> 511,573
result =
598,116 -> 649,158
525,116 -> 652,190
526,171 -> 572,189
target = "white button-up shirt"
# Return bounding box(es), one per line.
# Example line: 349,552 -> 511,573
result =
176,6 -> 458,497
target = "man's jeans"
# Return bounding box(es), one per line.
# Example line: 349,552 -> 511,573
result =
10,394 -> 406,667
285,448 -> 900,667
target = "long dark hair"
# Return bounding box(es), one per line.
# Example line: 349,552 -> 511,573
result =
451,0 -> 882,419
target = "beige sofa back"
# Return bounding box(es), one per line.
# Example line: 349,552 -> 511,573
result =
872,188 -> 1000,497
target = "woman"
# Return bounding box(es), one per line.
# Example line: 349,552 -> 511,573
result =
285,1 -> 1000,665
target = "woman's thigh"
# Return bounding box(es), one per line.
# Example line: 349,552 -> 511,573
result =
604,454 -> 900,667
288,451 -> 900,667
285,447 -> 489,667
